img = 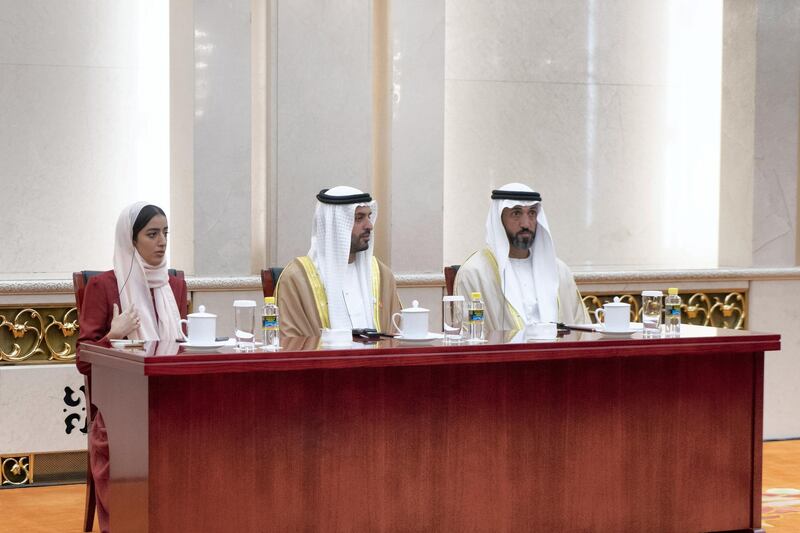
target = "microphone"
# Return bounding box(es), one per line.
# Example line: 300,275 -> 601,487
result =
502,266 -> 507,330
342,289 -> 355,330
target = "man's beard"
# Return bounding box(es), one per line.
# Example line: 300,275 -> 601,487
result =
350,232 -> 370,254
507,229 -> 534,250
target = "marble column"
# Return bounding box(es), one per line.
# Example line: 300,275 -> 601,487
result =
272,0 -> 374,266
380,0 -> 446,326
381,0 -> 445,275
193,0 -> 253,275
719,0 -> 756,267
170,0 -> 196,274
752,1 -> 800,266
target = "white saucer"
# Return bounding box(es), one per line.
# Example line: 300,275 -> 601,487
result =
395,332 -> 444,342
594,322 -> 643,336
597,327 -> 638,337
110,339 -> 145,349
179,340 -> 227,351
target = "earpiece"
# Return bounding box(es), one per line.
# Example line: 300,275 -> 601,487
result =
117,252 -> 135,301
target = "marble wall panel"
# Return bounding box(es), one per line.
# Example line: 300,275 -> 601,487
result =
1,63 -> 139,274
0,365 -> 86,453
170,0 -> 197,276
576,279 -> 748,295
386,0 -> 445,273
192,289 -> 263,341
397,287 -> 443,334
193,0 -> 252,275
0,0 -> 137,67
0,1 -> 170,277
444,80 -> 695,268
444,1 -> 722,271
749,280 -> 800,439
274,0 -> 373,266
0,293 -> 75,307
752,1 -> 800,266
446,0 -> 670,86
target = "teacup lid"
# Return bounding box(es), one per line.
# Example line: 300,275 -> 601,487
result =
188,305 -> 216,318
402,300 -> 429,313
603,296 -> 630,308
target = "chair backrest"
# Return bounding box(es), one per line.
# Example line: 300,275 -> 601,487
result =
73,269 -> 182,314
260,267 -> 285,298
443,265 -> 460,296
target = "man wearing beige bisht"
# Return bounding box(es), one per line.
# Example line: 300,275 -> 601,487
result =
455,182 -> 589,333
276,186 -> 402,337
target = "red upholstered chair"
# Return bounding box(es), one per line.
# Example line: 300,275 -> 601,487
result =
72,269 -> 184,532
71,271 -> 96,532
260,267 -> 284,298
443,265 -> 460,296
74,269 -> 183,309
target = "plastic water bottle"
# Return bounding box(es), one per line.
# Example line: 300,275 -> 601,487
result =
262,297 -> 280,349
467,292 -> 484,341
665,287 -> 681,337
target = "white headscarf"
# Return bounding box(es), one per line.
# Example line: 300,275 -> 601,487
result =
307,186 -> 378,330
486,182 -> 558,323
113,202 -> 184,341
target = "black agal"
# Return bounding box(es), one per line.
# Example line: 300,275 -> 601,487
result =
317,189 -> 373,204
490,189 -> 542,202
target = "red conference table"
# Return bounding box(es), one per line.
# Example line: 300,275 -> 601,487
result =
80,325 -> 780,532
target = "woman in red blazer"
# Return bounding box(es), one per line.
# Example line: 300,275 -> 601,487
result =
77,202 -> 188,533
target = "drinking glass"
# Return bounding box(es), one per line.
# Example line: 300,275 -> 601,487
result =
234,300 -> 257,351
641,291 -> 663,337
442,295 -> 465,343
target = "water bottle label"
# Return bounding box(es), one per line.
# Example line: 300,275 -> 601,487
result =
262,315 -> 278,329
668,306 -> 680,316
469,309 -> 484,322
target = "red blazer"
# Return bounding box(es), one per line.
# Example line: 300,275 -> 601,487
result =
76,270 -> 188,375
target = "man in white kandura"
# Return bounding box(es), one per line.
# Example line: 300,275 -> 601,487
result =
454,182 -> 589,332
276,186 -> 401,337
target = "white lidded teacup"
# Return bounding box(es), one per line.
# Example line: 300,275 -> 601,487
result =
391,300 -> 430,339
594,297 -> 631,332
180,305 -> 217,344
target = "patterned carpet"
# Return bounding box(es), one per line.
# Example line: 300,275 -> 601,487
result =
762,440 -> 800,530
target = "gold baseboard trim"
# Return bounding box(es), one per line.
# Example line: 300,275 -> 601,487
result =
0,451 -> 86,488
1,454 -> 33,486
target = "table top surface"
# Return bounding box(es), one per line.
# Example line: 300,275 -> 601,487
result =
78,324 -> 781,376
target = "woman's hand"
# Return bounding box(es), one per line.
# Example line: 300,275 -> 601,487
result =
108,304 -> 141,339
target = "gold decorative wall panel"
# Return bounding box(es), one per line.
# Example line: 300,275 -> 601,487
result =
0,452 -> 88,488
1,454 -> 33,486
582,290 -> 747,329
0,306 -> 78,363
0,284 -> 753,363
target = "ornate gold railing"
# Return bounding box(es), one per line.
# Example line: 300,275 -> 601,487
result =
0,306 -> 79,363
582,290 -> 746,330
0,276 -> 758,363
